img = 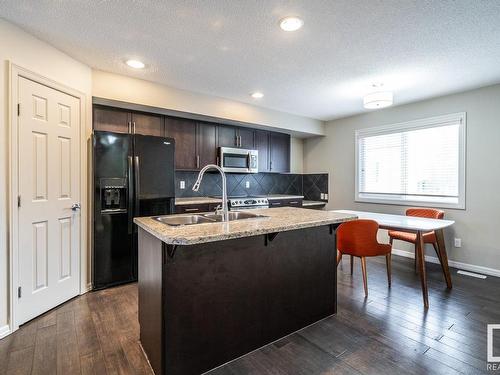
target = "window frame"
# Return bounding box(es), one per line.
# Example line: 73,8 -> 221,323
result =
354,112 -> 466,210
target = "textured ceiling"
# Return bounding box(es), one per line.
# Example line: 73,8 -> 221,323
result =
2,0 -> 500,121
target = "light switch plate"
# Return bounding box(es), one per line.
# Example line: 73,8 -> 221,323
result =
180,180 -> 185,189
245,181 -> 250,189
454,238 -> 462,247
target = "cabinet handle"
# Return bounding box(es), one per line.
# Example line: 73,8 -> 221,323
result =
272,202 -> 281,205
133,121 -> 136,134
235,135 -> 239,147
290,201 -> 299,204
184,208 -> 199,212
128,121 -> 132,133
196,155 -> 200,168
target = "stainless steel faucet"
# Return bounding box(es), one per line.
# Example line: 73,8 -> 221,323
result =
192,164 -> 229,222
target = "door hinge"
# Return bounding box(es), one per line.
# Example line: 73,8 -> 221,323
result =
18,286 -> 21,298
17,103 -> 20,116
17,195 -> 21,208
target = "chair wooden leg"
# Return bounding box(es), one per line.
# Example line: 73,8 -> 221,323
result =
360,257 -> 368,297
386,253 -> 392,287
350,255 -> 354,275
414,244 -> 418,273
416,231 -> 429,308
435,229 -> 453,289
336,251 -> 342,267
432,242 -> 442,263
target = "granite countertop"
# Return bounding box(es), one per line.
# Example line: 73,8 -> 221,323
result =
175,197 -> 222,205
134,207 -> 357,245
175,194 -> 304,205
302,200 -> 327,207
265,194 -> 304,200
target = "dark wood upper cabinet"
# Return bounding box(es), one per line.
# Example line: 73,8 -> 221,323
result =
132,112 -> 164,136
93,106 -> 130,133
93,106 -> 164,137
217,125 -> 254,149
238,127 -> 255,149
254,130 -> 270,172
270,132 -> 290,173
217,125 -> 238,148
197,122 -> 217,167
165,117 -> 197,170
93,104 -> 291,173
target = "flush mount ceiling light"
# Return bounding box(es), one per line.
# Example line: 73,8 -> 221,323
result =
279,16 -> 304,31
363,84 -> 393,109
125,59 -> 145,69
251,92 -> 264,99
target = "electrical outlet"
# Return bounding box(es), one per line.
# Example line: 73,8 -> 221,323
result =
320,193 -> 325,200
245,181 -> 250,189
324,193 -> 329,200
180,180 -> 185,190
454,238 -> 462,248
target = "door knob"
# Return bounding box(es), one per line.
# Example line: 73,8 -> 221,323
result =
71,203 -> 81,211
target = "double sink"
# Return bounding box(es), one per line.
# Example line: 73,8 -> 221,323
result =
153,211 -> 267,226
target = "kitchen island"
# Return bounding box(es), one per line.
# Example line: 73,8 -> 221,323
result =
134,207 -> 356,375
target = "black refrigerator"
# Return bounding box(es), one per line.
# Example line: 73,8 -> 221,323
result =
92,131 -> 175,290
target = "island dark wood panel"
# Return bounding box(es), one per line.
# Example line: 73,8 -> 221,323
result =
138,225 -> 338,375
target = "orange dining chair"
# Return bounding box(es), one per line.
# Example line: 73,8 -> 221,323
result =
337,219 -> 392,297
388,208 -> 444,272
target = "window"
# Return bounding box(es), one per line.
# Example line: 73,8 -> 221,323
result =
355,113 -> 466,209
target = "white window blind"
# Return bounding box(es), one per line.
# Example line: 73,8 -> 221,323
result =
355,113 -> 466,209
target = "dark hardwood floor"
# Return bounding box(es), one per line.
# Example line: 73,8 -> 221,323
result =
1,254 -> 499,374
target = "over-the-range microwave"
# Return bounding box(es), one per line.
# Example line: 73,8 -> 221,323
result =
218,147 -> 258,173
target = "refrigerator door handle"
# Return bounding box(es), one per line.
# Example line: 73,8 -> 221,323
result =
127,156 -> 134,234
134,155 -> 140,219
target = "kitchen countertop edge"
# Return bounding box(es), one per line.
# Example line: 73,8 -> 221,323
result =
134,207 -> 356,245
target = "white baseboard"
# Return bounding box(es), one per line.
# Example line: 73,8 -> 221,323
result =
0,324 -> 11,339
81,282 -> 92,294
391,248 -> 500,278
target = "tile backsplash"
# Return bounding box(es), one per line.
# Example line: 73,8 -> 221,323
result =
175,171 -> 329,201
303,174 -> 329,201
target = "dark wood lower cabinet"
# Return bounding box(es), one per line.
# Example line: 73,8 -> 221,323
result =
269,198 -> 303,208
138,225 -> 337,375
175,203 -> 220,213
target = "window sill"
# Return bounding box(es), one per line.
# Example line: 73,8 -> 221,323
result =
355,195 -> 465,210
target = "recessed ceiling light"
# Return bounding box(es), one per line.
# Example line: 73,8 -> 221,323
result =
126,59 -> 145,69
363,84 -> 393,109
279,16 -> 304,32
251,92 -> 264,99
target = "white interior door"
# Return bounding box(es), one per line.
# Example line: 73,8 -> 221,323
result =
17,76 -> 81,325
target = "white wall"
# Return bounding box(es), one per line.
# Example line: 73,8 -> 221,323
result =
92,70 -> 324,137
0,19 -> 92,336
304,84 -> 500,273
290,137 -> 304,174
